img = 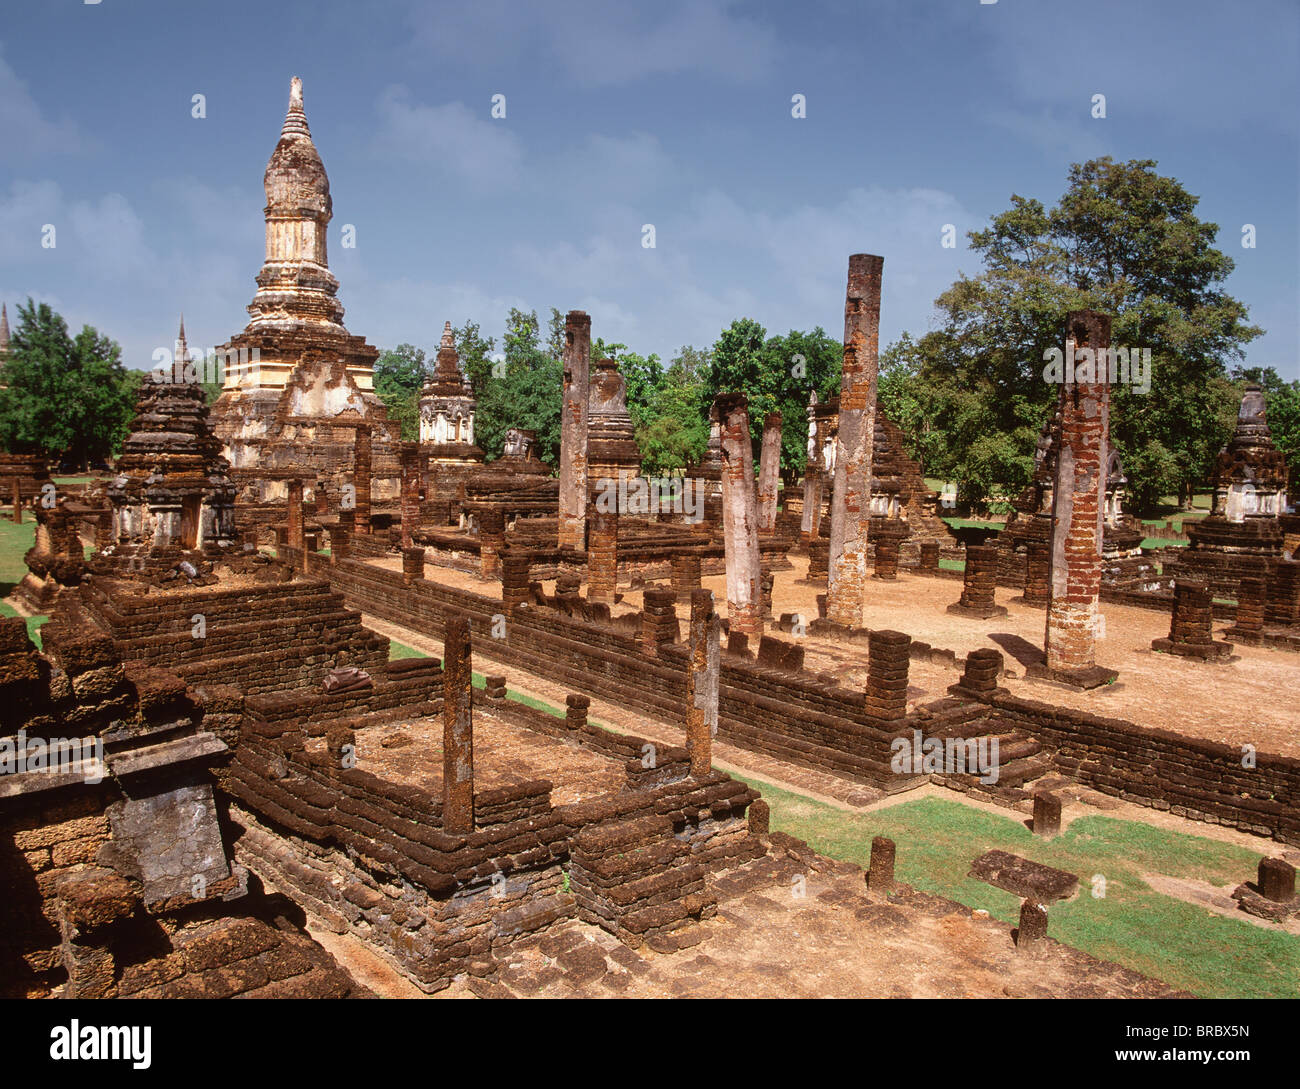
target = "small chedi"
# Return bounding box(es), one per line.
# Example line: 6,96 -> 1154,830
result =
1168,384 -> 1290,598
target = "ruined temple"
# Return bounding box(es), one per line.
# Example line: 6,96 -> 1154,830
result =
418,321 -> 484,523
209,77 -> 399,520
587,358 -> 642,486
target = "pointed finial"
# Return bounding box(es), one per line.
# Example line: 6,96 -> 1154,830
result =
175,314 -> 193,381
441,320 -> 454,349
0,303 -> 9,356
281,76 -> 312,139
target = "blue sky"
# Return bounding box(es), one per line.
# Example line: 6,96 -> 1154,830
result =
1,0 -> 1296,379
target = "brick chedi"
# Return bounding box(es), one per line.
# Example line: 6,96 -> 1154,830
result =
419,321 -> 484,522
104,318 -> 239,565
715,393 -> 764,639
587,358 -> 642,487
1169,384 -> 1290,599
209,77 -> 399,512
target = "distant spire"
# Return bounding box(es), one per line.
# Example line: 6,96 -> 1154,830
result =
0,303 -> 9,358
281,76 -> 312,139
175,314 -> 193,382
440,320 -> 454,349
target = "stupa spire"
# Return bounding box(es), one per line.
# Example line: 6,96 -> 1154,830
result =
281,76 -> 312,139
0,303 -> 9,360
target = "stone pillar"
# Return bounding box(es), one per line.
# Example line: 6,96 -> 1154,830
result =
715,393 -> 763,639
867,836 -> 896,894
441,614 -> 475,834
1265,559 -> 1300,626
501,550 -> 531,615
756,411 -> 782,533
479,508 -> 505,579
1258,858 -> 1296,902
558,310 -> 591,549
872,539 -> 899,580
863,630 -> 910,721
10,479 -> 20,524
286,479 -> 304,552
759,565 -> 774,621
1023,542 -> 1050,606
1041,310 -> 1117,687
807,537 -> 829,581
587,502 -> 617,604
1033,793 -> 1062,837
565,693 -> 590,732
1153,580 -> 1233,659
918,540 -> 940,573
1016,900 -> 1048,949
640,588 -> 679,656
399,441 -> 422,551
331,516 -> 352,563
402,546 -> 425,584
685,588 -> 721,778
353,424 -> 372,534
826,254 -> 883,629
670,553 -> 702,604
953,647 -> 1003,697
484,674 -> 507,701
748,798 -> 770,835
948,545 -> 1006,619
1234,576 -> 1267,633
800,391 -> 824,544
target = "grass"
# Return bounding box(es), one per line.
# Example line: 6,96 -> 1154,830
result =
941,517 -> 1006,530
728,777 -> 1300,999
938,557 -> 965,573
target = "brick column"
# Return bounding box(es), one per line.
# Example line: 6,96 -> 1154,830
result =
1022,541 -> 1050,606
918,539 -> 940,573
715,393 -> 763,639
331,515 -> 352,563
685,589 -> 721,778
826,254 -> 883,629
287,479 -> 304,552
801,390 -> 824,544
442,614 -> 475,834
807,537 -> 829,581
587,502 -> 618,604
399,441 -> 422,551
402,546 -> 425,584
1234,576 -> 1266,633
1039,310 -> 1117,688
760,565 -> 774,621
558,310 -> 591,549
10,479 -> 21,524
873,539 -> 900,581
952,648 -> 1003,697
671,553 -> 702,604
756,411 -> 782,533
352,424 -> 372,534
640,588 -> 679,655
479,507 -> 505,579
565,693 -> 590,732
866,836 -> 896,894
501,550 -> 531,615
948,545 -> 1006,619
863,629 -> 910,721
1152,579 -> 1233,659
1033,793 -> 1062,837
1265,559 -> 1300,626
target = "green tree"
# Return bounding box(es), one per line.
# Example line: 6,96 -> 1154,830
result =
0,299 -> 137,468
454,320 -> 497,398
897,157 -> 1262,511
373,343 -> 427,441
475,308 -> 562,465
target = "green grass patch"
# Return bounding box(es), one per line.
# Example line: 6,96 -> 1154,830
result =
729,778 -> 1299,999
0,518 -> 35,594
941,518 -> 1006,530
1140,537 -> 1186,550
0,601 -> 47,648
938,557 -> 965,573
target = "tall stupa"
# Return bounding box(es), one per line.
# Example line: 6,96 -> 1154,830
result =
209,77 -> 400,514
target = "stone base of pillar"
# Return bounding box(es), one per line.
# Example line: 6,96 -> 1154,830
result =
945,602 -> 1008,620
1150,636 -> 1235,661
1024,661 -> 1118,689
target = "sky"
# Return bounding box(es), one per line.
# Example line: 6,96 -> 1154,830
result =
1,0 -> 1296,379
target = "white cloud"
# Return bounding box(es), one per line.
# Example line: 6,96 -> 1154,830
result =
372,86 -> 524,185
0,48 -> 85,161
